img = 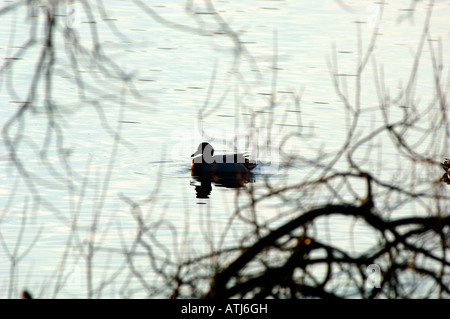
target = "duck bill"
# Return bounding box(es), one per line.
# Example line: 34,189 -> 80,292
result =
191,148 -> 203,157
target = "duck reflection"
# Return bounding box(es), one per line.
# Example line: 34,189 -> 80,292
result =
190,142 -> 257,198
191,171 -> 256,198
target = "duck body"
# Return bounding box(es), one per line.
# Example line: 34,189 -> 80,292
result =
191,142 -> 257,176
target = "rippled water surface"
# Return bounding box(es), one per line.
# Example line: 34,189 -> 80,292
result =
0,1 -> 449,298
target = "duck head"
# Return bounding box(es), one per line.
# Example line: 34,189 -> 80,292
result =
191,142 -> 215,162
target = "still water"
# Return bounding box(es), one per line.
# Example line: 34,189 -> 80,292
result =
0,1 -> 448,298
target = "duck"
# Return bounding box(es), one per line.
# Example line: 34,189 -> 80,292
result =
441,158 -> 450,182
191,142 -> 257,176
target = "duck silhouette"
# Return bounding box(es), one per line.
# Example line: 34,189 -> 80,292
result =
190,142 -> 257,198
190,142 -> 257,176
441,158 -> 450,184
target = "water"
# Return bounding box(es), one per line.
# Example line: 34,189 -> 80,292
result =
0,1 -> 449,298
